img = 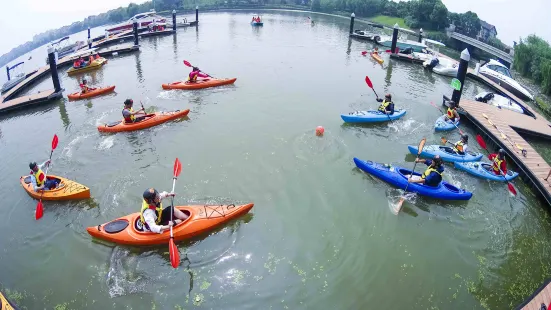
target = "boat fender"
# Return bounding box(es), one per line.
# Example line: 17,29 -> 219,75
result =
103,219 -> 129,234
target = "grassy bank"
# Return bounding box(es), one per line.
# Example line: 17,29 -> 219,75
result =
368,15 -> 408,29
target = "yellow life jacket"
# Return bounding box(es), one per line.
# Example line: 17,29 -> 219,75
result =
139,199 -> 163,228
447,107 -> 456,120
34,168 -> 45,187
453,141 -> 464,153
421,167 -> 442,179
378,99 -> 392,112
492,157 -> 504,173
123,107 -> 135,122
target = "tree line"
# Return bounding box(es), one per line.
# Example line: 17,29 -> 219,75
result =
514,35 -> 551,95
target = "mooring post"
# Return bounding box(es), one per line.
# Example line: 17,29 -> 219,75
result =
418,28 -> 423,43
87,27 -> 92,49
133,18 -> 139,46
47,46 -> 62,93
172,10 -> 177,31
196,6 -> 199,23
390,23 -> 399,54
6,66 -> 10,81
451,48 -> 470,105
349,12 -> 355,34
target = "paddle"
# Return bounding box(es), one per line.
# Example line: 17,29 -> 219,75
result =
169,158 -> 182,268
476,135 -> 517,196
183,60 -> 213,78
481,113 -> 526,155
36,134 -> 59,220
429,101 -> 465,135
365,76 -> 393,122
440,137 -> 455,147
394,138 -> 426,214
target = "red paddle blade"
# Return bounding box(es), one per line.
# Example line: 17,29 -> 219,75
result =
508,183 -> 517,196
361,51 -> 367,55
169,238 -> 180,268
183,60 -> 192,67
365,76 -> 373,89
52,134 -> 59,150
35,201 -> 43,220
173,158 -> 182,178
476,134 -> 487,150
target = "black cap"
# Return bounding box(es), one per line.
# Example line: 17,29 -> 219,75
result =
29,162 -> 37,170
124,99 -> 133,106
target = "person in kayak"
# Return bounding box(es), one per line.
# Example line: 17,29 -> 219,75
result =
28,160 -> 59,192
376,93 -> 394,115
79,79 -> 96,94
488,149 -> 507,175
453,134 -> 469,155
73,59 -> 81,68
188,67 -> 209,83
446,101 -> 460,123
407,155 -> 444,187
138,188 -> 189,233
122,99 -> 146,123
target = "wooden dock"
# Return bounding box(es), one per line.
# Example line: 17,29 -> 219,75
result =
458,99 -> 551,205
0,89 -> 63,114
118,29 -> 175,40
516,279 -> 551,309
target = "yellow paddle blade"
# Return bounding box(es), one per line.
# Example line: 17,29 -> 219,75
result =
418,138 -> 427,154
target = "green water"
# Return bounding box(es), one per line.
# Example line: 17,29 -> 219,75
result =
1,11 -> 551,310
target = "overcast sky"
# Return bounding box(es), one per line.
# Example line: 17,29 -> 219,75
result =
0,0 -> 549,55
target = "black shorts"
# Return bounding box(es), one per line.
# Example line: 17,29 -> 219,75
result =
159,206 -> 175,225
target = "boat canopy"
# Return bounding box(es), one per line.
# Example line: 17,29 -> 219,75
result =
7,62 -> 24,71
52,36 -> 70,46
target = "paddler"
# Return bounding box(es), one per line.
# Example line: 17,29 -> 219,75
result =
28,160 -> 59,192
488,149 -> 507,176
122,99 -> 146,123
79,79 -> 95,94
407,155 -> 444,187
446,101 -> 460,123
376,93 -> 395,115
138,188 -> 189,233
452,134 -> 469,155
188,67 -> 209,83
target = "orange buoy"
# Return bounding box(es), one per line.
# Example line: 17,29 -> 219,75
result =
316,126 -> 324,136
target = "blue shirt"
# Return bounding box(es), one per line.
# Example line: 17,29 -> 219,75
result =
423,160 -> 444,187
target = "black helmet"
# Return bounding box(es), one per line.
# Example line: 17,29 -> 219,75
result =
385,93 -> 392,100
449,100 -> 456,108
433,157 -> 443,166
143,188 -> 159,203
192,67 -> 199,71
82,79 -> 87,84
461,134 -> 468,142
498,149 -> 505,157
124,99 -> 133,106
29,162 -> 37,170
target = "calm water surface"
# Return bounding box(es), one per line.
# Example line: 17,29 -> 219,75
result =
1,11 -> 551,310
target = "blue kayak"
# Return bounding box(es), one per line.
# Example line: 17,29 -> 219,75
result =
454,161 -> 519,182
251,21 -> 264,26
434,115 -> 459,132
407,145 -> 483,163
341,109 -> 406,123
353,158 -> 472,200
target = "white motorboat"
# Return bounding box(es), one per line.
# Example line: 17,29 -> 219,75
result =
1,62 -> 26,93
479,60 -> 534,101
475,92 -> 524,114
423,56 -> 458,77
46,36 -> 85,64
106,10 -> 166,34
376,35 -> 427,53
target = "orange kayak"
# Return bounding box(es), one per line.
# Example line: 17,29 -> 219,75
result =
371,52 -> 384,64
87,203 -> 254,245
0,288 -> 17,310
20,175 -> 91,201
97,109 -> 190,133
162,78 -> 237,90
68,86 -> 115,101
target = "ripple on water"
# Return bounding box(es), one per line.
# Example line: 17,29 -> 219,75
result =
97,136 -> 115,150
291,130 -> 347,164
106,247 -> 149,298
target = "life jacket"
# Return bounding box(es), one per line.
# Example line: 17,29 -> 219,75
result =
34,168 -> 46,187
89,56 -> 94,63
95,54 -> 100,60
123,107 -> 135,123
453,141 -> 464,153
447,107 -> 456,121
80,84 -> 88,92
139,199 -> 163,230
421,166 -> 442,186
73,60 -> 79,68
492,156 -> 504,174
378,99 -> 392,112
189,71 -> 199,82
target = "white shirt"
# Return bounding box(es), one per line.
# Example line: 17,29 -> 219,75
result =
142,191 -> 170,234
30,160 -> 50,192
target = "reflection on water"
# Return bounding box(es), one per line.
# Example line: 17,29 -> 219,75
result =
58,101 -> 70,129
134,52 -> 143,83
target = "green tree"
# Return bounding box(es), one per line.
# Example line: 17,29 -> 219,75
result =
429,1 -> 448,30
311,0 -> 321,11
